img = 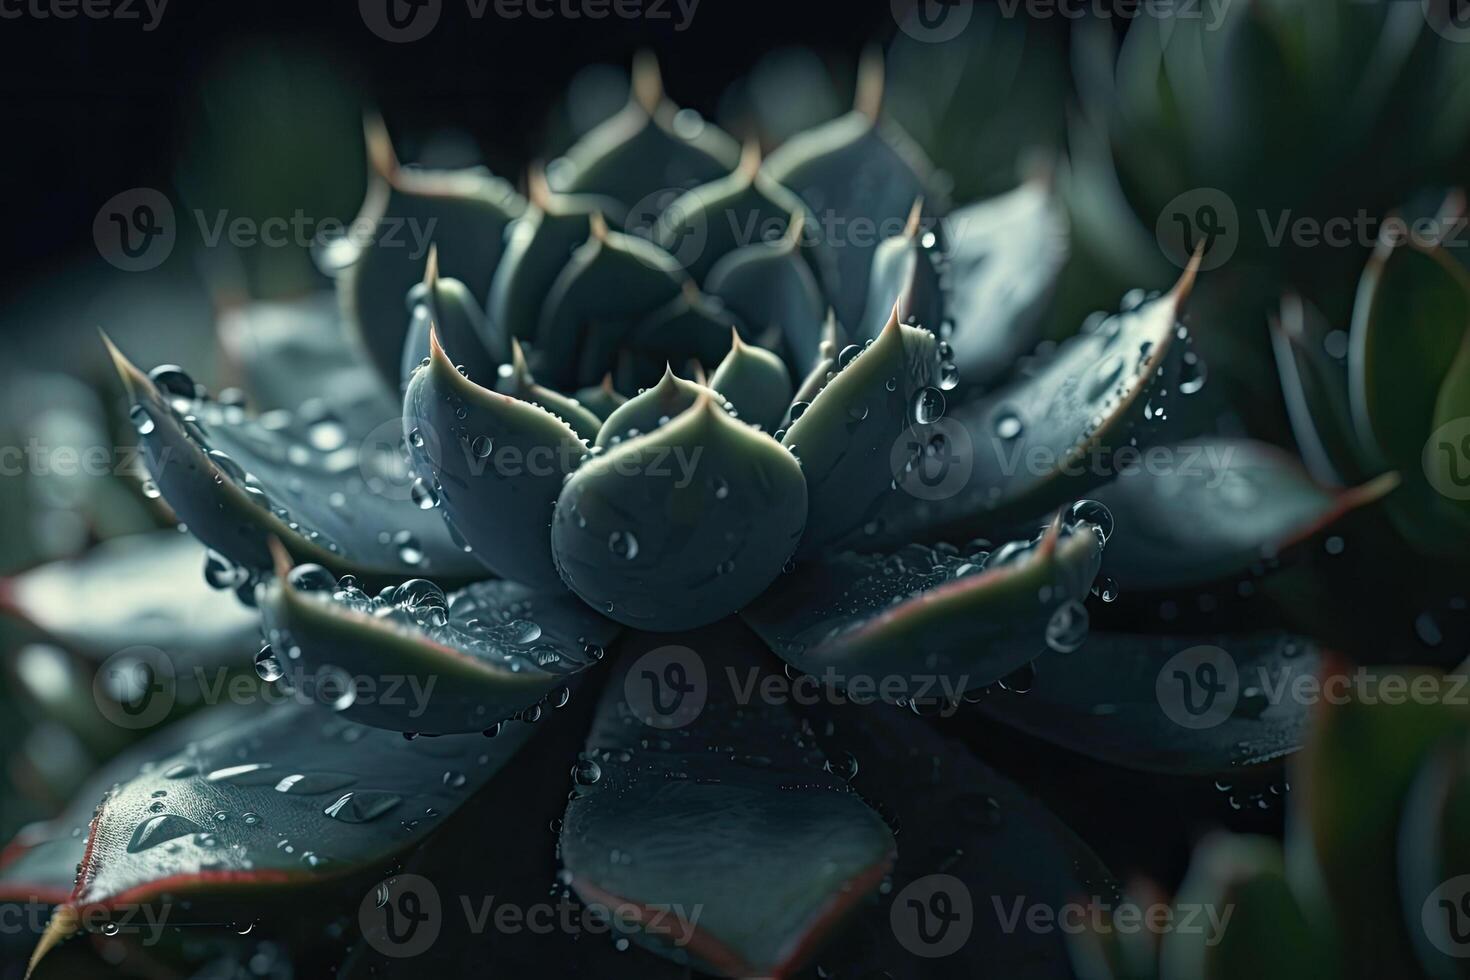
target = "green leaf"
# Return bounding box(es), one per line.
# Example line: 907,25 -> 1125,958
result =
854,198 -> 944,345
763,59 -> 935,329
1398,730 -> 1470,980
559,628 -> 894,977
1158,835 -> 1338,980
339,118 -> 524,386
1091,439 -> 1398,592
780,310 -> 938,556
703,215 -> 827,370
744,515 -> 1103,700
653,140 -> 807,283
943,177 -> 1069,389
868,261 -> 1203,547
1269,293 -> 1369,487
1293,657 -> 1470,980
594,366 -> 717,448
708,329 -> 792,433
0,532 -> 257,662
557,54 -> 739,225
400,247 -> 505,392
573,375 -> 629,423
628,284 -> 745,385
536,214 -> 687,389
1349,238 -> 1470,557
979,631 -> 1316,776
104,337 -> 484,586
551,392 -> 806,631
25,702 -> 538,973
497,339 -> 604,443
261,540 -> 615,733
403,329 -> 587,591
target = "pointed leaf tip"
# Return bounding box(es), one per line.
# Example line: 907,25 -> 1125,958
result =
363,111 -> 398,181
855,45 -> 885,121
632,50 -> 663,115
27,904 -> 80,979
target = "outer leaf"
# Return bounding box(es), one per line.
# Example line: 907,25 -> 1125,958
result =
403,329 -> 587,591
0,532 -> 256,661
26,703 -> 537,972
1292,656 -> 1470,980
943,176 -> 1069,389
1091,439 -> 1398,591
559,628 -> 895,977
868,258 -> 1202,547
104,337 -> 484,585
1269,293 -> 1368,487
979,631 -> 1317,776
261,541 -> 616,733
744,516 -> 1103,700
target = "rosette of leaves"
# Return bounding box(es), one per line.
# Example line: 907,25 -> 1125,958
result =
7,51 -> 1403,980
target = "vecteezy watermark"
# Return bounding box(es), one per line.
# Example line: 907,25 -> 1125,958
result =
0,0 -> 168,30
891,875 -> 974,957
93,646 -> 176,730
0,899 -> 171,944
892,0 -> 974,43
1156,645 -> 1240,730
890,417 -> 974,502
1157,187 -> 1470,270
1422,874 -> 1470,958
1424,417 -> 1470,502
1423,0 -> 1470,44
0,441 -> 171,479
94,188 -> 176,272
196,664 -> 439,718
358,875 -> 702,957
620,646 -> 970,728
360,0 -> 698,42
992,895 -> 1235,946
93,189 -> 436,273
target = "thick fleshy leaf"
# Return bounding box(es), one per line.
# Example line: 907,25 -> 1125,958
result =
487,170 -> 622,342
559,628 -> 895,977
1091,439 -> 1398,592
0,532 -> 256,661
552,392 -> 807,631
653,141 -> 807,283
1293,656 -> 1470,980
399,248 -> 504,392
403,329 -> 587,591
261,542 -> 615,733
594,367 -> 711,448
780,311 -> 939,557
1157,835 -> 1337,980
709,329 -> 792,433
338,119 -> 524,386
26,703 -> 538,973
1398,730 -> 1470,980
536,215 -> 687,389
496,339 -> 603,442
943,177 -> 1069,389
556,55 -> 739,225
868,259 -> 1203,546
1269,293 -> 1368,487
628,284 -> 745,384
854,199 -> 943,345
574,374 -> 629,422
105,338 -> 484,585
744,516 -> 1104,700
703,217 -> 827,370
763,62 -> 935,329
1348,237 -> 1470,556
978,631 -> 1318,775
801,696 -> 1114,980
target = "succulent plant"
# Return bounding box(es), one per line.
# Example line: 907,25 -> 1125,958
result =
7,8 -> 1470,980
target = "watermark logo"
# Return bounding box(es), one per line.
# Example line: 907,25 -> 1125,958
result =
1424,417 -> 1470,502
893,0 -> 973,42
361,0 -> 442,41
1423,875 -> 1470,957
360,874 -> 443,957
1156,187 -> 1238,271
0,0 -> 169,30
94,188 -> 175,272
891,874 -> 973,957
93,646 -> 176,729
627,188 -> 707,268
365,416 -> 439,504
890,417 -> 974,501
1425,0 -> 1470,44
1156,645 -> 1239,730
623,645 -> 707,730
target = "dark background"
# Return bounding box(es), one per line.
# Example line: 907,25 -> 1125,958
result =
0,0 -> 912,304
